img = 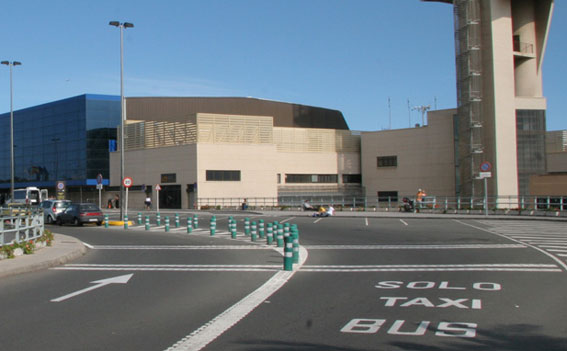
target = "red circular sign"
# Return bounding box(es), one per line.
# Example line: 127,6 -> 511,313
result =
123,177 -> 133,188
480,161 -> 492,172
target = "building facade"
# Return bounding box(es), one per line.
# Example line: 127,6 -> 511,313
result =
108,98 -> 362,209
428,0 -> 554,200
0,94 -> 120,201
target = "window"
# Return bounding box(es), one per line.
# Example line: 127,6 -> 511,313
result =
377,156 -> 397,168
342,174 -> 361,184
206,170 -> 241,181
285,174 -> 338,184
161,173 -> 177,183
378,191 -> 398,202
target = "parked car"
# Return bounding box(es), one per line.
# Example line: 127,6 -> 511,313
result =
56,203 -> 103,226
40,199 -> 71,224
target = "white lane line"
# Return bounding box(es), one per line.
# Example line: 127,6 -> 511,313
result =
164,246 -> 309,351
82,242 -> 94,249
53,266 -> 280,272
280,217 -> 295,223
457,220 -> 567,272
365,218 -> 369,226
400,219 -> 408,226
314,218 -> 323,224
89,245 -> 273,250
301,267 -> 561,272
303,244 -> 526,250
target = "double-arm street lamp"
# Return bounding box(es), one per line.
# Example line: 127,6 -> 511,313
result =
1,60 -> 22,201
109,21 -> 134,221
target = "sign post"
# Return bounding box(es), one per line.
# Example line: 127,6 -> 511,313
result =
155,184 -> 162,213
96,173 -> 103,209
123,177 -> 133,219
479,162 -> 492,216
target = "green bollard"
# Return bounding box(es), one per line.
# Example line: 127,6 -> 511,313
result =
283,235 -> 293,271
210,216 -> 216,236
145,215 -> 150,230
276,224 -> 284,247
124,214 -> 129,230
251,221 -> 257,242
193,215 -> 198,229
156,213 -> 161,226
104,214 -> 109,228
284,223 -> 291,239
266,223 -> 273,245
228,216 -> 233,232
244,218 -> 250,236
187,217 -> 193,233
165,216 -> 170,232
231,218 -> 237,239
259,219 -> 265,238
175,213 -> 180,228
137,212 -> 142,225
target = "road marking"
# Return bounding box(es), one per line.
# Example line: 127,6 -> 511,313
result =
457,220 -> 567,272
314,218 -> 323,223
82,242 -> 94,249
53,264 -> 281,272
51,274 -> 133,302
280,217 -> 295,223
400,219 -> 408,226
365,218 -> 369,226
300,263 -> 561,273
303,244 -> 526,250
88,245 -> 274,250
164,245 -> 309,351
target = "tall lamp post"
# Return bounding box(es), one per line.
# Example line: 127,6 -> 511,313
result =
109,21 -> 134,221
1,60 -> 22,202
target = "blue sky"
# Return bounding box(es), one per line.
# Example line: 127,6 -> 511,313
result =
1,0 -> 565,131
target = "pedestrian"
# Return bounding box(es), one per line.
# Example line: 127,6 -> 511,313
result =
144,195 -> 152,210
303,200 -> 314,211
107,198 -> 113,209
241,198 -> 248,210
114,194 -> 120,209
416,188 -> 426,210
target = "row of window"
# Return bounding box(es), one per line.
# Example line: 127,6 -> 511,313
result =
204,170 -> 361,184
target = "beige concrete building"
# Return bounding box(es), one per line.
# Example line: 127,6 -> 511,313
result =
109,98 -> 361,209
361,109 -> 457,201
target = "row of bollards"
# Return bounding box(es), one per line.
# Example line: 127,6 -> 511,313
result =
105,213 -> 300,271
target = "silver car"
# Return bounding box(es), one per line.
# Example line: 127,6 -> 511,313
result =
40,200 -> 71,224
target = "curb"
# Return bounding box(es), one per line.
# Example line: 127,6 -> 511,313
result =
0,233 -> 87,279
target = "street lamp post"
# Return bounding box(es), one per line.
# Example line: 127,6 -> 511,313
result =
109,21 -> 134,221
1,60 -> 22,202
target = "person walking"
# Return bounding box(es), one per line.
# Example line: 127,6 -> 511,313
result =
144,195 -> 152,210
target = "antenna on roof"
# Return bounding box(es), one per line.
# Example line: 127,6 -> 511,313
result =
388,97 -> 391,130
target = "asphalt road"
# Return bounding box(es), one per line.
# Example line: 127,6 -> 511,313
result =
1,213 -> 566,351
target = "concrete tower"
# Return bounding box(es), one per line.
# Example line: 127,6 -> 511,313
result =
425,0 -> 554,200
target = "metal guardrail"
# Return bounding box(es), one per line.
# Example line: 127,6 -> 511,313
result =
1,207 -> 45,246
197,195 -> 567,214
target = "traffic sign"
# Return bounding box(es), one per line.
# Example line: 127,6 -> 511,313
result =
155,184 -> 162,191
480,161 -> 492,172
96,173 -> 103,185
123,177 -> 133,188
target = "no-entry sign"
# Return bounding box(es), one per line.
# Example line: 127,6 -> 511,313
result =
123,177 -> 133,188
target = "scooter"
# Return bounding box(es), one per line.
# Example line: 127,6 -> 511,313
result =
400,197 -> 415,212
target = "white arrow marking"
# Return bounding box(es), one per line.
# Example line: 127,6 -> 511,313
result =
50,274 -> 133,302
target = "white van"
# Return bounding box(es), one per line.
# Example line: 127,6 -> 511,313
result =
12,187 -> 49,206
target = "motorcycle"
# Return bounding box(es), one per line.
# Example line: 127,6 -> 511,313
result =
400,197 -> 415,212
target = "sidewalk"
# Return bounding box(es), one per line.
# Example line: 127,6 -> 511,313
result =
0,234 -> 87,279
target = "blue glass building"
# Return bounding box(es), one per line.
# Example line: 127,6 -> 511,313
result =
0,94 -> 120,194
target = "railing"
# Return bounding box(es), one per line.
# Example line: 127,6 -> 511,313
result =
197,195 -> 567,214
1,207 -> 45,246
